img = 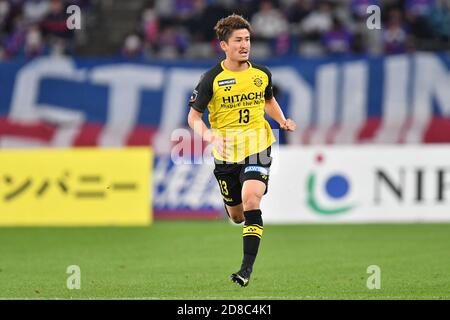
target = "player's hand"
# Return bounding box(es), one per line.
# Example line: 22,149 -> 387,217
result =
280,118 -> 296,132
211,135 -> 233,159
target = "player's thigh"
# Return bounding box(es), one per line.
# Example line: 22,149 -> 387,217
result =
239,164 -> 270,195
241,179 -> 266,205
213,165 -> 242,206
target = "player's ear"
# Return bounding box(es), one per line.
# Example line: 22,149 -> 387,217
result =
219,40 -> 228,52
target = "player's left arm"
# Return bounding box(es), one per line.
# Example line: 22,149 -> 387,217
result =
264,97 -> 296,131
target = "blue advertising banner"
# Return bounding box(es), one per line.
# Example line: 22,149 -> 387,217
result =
1,53 -> 449,217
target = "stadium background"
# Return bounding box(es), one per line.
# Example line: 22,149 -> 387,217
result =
1,0 -> 450,299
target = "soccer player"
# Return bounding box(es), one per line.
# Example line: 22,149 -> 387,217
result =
187,14 -> 296,287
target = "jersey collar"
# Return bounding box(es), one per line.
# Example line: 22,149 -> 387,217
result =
221,60 -> 252,72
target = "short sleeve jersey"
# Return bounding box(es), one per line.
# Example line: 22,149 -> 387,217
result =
189,61 -> 276,163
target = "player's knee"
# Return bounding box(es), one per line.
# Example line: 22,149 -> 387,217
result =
242,194 -> 262,211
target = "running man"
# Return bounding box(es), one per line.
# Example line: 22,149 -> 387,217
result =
187,14 -> 296,287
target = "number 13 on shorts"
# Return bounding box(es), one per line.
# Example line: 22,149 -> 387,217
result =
218,179 -> 229,196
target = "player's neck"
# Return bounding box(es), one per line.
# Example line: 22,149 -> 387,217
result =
223,59 -> 249,72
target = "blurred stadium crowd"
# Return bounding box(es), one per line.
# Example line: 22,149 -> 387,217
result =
0,0 -> 449,61
0,0 -> 91,60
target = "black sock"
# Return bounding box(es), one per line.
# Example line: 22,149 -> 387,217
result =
241,209 -> 263,272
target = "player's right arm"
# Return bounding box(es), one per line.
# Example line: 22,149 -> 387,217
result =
187,108 -> 214,144
187,107 -> 228,158
188,71 -> 228,158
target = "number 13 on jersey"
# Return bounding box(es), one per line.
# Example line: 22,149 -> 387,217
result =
238,109 -> 250,123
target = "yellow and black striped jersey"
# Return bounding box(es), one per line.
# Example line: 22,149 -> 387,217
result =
189,60 -> 276,163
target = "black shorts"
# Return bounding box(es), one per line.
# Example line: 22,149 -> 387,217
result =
213,147 -> 272,207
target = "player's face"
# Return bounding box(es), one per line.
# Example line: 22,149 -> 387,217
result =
222,29 -> 251,62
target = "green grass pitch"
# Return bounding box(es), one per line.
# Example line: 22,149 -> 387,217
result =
1,221 -> 449,299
